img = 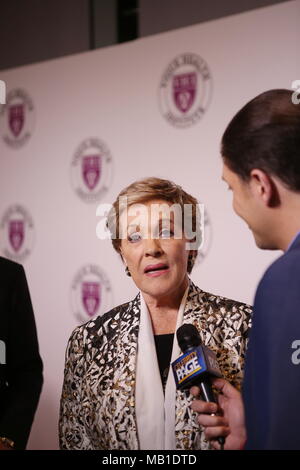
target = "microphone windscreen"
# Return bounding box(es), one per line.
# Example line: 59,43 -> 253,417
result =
177,324 -> 201,352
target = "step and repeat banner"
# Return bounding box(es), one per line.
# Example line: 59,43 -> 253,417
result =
0,0 -> 299,449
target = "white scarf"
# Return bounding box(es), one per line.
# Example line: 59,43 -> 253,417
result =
135,283 -> 190,450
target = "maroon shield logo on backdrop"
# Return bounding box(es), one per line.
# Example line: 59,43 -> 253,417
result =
173,72 -> 197,113
9,104 -> 24,137
9,220 -> 24,252
82,282 -> 101,317
82,155 -> 101,190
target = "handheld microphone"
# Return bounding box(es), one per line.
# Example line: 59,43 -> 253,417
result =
172,323 -> 225,448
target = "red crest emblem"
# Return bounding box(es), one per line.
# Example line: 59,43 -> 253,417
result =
9,220 -> 24,252
82,155 -> 101,190
173,72 -> 197,113
82,282 -> 101,317
9,104 -> 24,137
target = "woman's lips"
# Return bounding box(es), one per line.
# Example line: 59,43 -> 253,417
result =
145,268 -> 170,277
144,263 -> 170,277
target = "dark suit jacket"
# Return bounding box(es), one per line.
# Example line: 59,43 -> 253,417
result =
244,233 -> 300,449
0,257 -> 43,449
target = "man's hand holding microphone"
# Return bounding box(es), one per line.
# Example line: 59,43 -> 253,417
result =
191,378 -> 246,450
172,324 -> 247,450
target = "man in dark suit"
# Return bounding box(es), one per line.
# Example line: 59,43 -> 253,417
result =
191,89 -> 300,449
0,256 -> 43,450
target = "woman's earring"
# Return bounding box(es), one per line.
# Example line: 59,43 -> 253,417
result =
125,266 -> 131,277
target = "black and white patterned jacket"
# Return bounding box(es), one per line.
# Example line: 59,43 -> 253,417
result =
59,282 -> 252,450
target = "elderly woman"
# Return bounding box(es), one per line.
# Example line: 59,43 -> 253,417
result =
59,177 -> 252,450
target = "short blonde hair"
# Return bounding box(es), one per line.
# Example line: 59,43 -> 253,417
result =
107,177 -> 201,273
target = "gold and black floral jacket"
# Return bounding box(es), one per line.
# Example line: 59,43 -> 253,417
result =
59,282 -> 252,450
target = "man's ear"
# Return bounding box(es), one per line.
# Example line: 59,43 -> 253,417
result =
249,169 -> 280,207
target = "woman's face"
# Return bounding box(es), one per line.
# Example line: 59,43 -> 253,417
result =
119,199 -> 190,300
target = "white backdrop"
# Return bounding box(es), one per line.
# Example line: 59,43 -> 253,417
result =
0,0 -> 299,450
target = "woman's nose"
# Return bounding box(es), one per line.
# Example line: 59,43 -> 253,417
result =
144,238 -> 163,257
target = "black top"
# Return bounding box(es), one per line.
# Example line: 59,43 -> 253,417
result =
154,333 -> 174,393
0,256 -> 43,449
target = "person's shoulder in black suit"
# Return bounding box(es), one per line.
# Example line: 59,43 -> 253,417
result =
0,256 -> 43,450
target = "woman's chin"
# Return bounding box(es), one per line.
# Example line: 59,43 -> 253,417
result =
138,273 -> 188,300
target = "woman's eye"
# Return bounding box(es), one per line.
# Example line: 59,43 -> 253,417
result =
128,232 -> 142,242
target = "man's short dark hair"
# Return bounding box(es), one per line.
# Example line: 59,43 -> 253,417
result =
221,89 -> 300,191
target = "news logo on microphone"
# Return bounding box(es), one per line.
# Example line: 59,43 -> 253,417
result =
172,325 -> 222,390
